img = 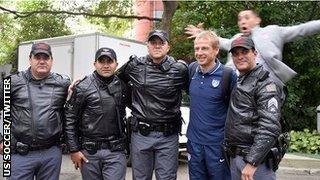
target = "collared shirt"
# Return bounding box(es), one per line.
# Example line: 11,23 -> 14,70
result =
187,59 -> 237,145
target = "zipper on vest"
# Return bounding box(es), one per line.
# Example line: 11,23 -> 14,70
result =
26,82 -> 37,144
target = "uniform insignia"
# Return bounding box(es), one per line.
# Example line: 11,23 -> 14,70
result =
211,79 -> 220,88
267,97 -> 278,112
266,84 -> 276,92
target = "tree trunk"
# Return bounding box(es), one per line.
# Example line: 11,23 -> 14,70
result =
160,1 -> 178,33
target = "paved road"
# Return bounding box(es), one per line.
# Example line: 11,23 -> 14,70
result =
59,155 -> 320,180
60,155 -> 189,180
1,155 -> 320,180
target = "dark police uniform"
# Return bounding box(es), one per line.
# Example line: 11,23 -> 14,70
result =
117,54 -> 188,180
65,71 -> 129,180
9,68 -> 70,180
225,64 -> 284,180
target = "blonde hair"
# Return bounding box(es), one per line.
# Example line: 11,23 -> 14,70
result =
195,30 -> 219,49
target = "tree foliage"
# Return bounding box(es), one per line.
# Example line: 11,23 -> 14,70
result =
0,0 -> 71,70
86,0 -> 133,36
16,0 -> 71,40
0,0 -> 170,66
170,1 -> 320,130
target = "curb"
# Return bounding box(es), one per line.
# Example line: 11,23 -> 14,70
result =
277,167 -> 320,176
279,153 -> 320,175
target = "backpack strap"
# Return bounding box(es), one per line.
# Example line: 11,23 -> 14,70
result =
187,61 -> 198,95
188,61 -> 198,84
221,66 -> 233,106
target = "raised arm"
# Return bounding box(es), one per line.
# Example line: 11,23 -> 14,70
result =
64,86 -> 85,153
280,20 -> 320,43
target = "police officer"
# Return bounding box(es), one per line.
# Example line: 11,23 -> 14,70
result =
225,36 -> 284,180
3,42 -> 70,180
117,29 -> 188,180
65,47 -> 129,180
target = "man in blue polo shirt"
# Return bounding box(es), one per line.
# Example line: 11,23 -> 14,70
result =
187,30 -> 237,180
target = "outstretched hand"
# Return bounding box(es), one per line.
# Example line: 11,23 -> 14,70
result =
184,23 -> 204,39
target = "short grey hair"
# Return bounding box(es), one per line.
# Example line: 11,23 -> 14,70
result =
195,30 -> 219,49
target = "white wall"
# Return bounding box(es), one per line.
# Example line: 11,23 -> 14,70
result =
73,35 -> 97,80
18,33 -> 148,81
98,35 -> 148,69
18,41 -> 73,79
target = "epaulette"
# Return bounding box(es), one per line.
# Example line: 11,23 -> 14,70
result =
258,70 -> 269,81
177,59 -> 188,68
52,72 -> 71,81
60,74 -> 71,81
127,55 -> 143,67
3,73 -> 13,79
137,56 -> 147,64
6,71 -> 21,78
8,71 -> 24,83
129,55 -> 138,62
76,75 -> 89,86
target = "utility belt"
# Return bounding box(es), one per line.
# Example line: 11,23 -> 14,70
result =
81,137 -> 126,155
230,146 -> 250,158
221,143 -> 264,169
222,132 -> 290,172
14,141 -> 59,156
132,118 -> 181,136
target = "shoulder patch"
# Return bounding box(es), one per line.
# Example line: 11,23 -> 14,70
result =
267,97 -> 278,112
60,74 -> 71,80
266,84 -> 277,92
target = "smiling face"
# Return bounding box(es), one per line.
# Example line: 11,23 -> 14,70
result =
237,10 -> 261,35
194,38 -> 219,70
94,56 -> 118,78
29,53 -> 53,79
231,47 -> 257,75
194,31 -> 220,72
